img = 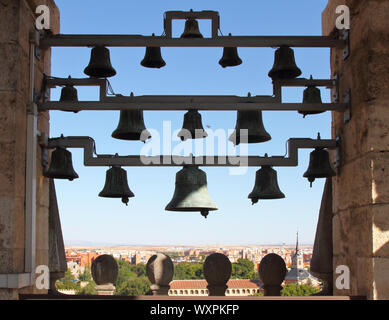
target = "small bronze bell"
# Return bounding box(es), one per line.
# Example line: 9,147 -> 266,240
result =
268,45 -> 302,80
299,76 -> 324,118
84,45 -> 117,78
180,18 -> 203,38
177,109 -> 208,141
98,166 -> 135,206
219,47 -> 242,68
140,34 -> 166,68
248,163 -> 285,205
304,145 -> 336,187
60,76 -> 79,113
165,165 -> 218,218
229,110 -> 271,146
111,110 -> 151,142
44,147 -> 79,181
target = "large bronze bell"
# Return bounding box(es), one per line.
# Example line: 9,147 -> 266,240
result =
44,147 -> 79,181
84,45 -> 117,78
177,109 -> 208,141
303,148 -> 336,187
111,110 -> 151,142
165,165 -> 218,218
229,110 -> 271,146
299,76 -> 324,117
268,46 -> 302,80
60,76 -> 79,113
98,166 -> 135,206
141,35 -> 166,68
219,47 -> 242,68
180,18 -> 203,38
248,164 -> 285,205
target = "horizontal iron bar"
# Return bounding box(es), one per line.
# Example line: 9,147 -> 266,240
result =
45,77 -> 106,88
39,101 -> 348,112
40,35 -> 345,48
273,78 -> 336,87
46,136 -> 337,167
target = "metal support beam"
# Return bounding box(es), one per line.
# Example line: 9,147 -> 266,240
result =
46,136 -> 337,167
40,35 -> 346,49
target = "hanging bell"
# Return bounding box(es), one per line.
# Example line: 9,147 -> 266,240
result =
98,166 -> 135,206
219,47 -> 242,68
44,147 -> 79,181
299,76 -> 324,117
248,163 -> 285,205
177,109 -> 208,141
268,46 -> 302,80
165,165 -> 218,218
60,76 -> 79,113
84,45 -> 117,78
303,148 -> 336,187
140,34 -> 166,68
180,18 -> 203,38
229,110 -> 271,146
111,109 -> 151,142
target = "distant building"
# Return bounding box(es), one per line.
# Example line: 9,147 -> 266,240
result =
168,280 -> 263,296
284,232 -> 320,287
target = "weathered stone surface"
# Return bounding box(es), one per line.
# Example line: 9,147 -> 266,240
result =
372,258 -> 389,299
372,205 -> 389,257
203,253 -> 231,286
91,255 -> 118,285
146,253 -> 174,296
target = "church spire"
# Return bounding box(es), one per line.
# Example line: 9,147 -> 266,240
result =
295,230 -> 299,254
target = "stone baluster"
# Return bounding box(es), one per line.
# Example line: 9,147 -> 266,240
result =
146,253 -> 174,296
310,178 -> 333,295
91,255 -> 118,295
258,253 -> 287,296
48,179 -> 67,295
203,253 -> 232,296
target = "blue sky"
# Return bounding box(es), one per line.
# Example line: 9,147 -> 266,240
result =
50,0 -> 331,246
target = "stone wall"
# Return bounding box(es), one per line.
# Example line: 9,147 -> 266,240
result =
0,0 -> 59,299
322,0 -> 389,299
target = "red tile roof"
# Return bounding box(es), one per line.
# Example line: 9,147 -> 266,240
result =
169,279 -> 262,289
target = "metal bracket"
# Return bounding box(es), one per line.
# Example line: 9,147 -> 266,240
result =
331,73 -> 339,103
343,89 -> 352,123
342,30 -> 350,60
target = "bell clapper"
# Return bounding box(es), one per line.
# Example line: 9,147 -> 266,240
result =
121,197 -> 129,206
201,210 -> 209,219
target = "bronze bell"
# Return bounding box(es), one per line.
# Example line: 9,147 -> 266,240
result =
303,148 -> 336,187
112,110 -> 151,142
180,18 -> 203,38
177,109 -> 208,141
60,76 -> 79,113
141,34 -> 166,68
98,166 -> 135,206
268,45 -> 302,80
44,147 -> 79,181
229,110 -> 271,146
165,165 -> 218,218
219,47 -> 242,68
299,76 -> 324,117
248,163 -> 285,205
84,45 -> 117,78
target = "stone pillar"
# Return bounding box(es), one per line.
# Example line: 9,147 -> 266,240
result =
146,253 -> 174,296
258,253 -> 286,296
0,0 -> 59,299
310,178 -> 333,295
91,255 -> 118,295
203,253 -> 231,296
322,0 -> 389,299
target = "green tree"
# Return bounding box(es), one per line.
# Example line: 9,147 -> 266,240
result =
231,259 -> 258,280
78,269 -> 93,282
115,277 -> 152,296
76,281 -> 97,295
281,283 -> 320,296
173,262 -> 203,280
56,268 -> 79,290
